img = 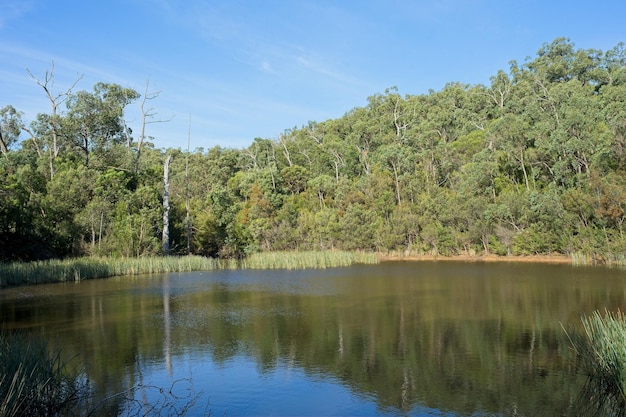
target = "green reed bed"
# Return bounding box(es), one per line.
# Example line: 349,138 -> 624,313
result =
0,251 -> 378,287
0,259 -> 110,286
240,251 -> 378,270
0,256 -> 221,287
568,310 -> 626,416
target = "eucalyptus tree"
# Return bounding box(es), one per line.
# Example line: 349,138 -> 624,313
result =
409,83 -> 477,187
162,154 -> 172,254
280,165 -> 308,195
319,117 -> 360,183
41,164 -> 97,256
276,128 -> 298,168
526,37 -> 577,83
27,63 -> 82,178
298,120 -> 327,174
373,143 -> 414,205
0,105 -> 23,159
345,106 -> 375,176
64,83 -> 139,167
488,113 -> 534,190
484,70 -> 513,115
600,59 -> 626,165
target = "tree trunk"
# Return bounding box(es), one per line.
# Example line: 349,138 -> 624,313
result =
520,148 -> 530,191
0,131 -> 8,158
162,154 -> 171,255
392,161 -> 401,206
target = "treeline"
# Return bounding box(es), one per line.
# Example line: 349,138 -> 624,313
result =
2,38 -> 626,261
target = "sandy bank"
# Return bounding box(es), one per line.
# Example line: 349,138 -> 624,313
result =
377,253 -> 572,264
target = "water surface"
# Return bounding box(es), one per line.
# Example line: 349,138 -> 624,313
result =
1,261 -> 625,416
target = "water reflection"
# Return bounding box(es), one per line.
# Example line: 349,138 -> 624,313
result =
1,262 -> 625,416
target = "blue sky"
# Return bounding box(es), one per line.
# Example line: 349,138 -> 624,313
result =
1,0 -> 625,150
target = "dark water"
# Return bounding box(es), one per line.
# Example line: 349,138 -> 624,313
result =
1,261 -> 626,416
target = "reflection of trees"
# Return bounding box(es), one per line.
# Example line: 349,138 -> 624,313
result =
0,278 -> 173,415
163,267 -> 597,416
2,264 -> 626,416
163,275 -> 172,376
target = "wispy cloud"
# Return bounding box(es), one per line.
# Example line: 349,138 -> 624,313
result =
152,0 -> 353,82
259,60 -> 276,74
0,42 -> 122,86
295,55 -> 357,85
0,0 -> 33,29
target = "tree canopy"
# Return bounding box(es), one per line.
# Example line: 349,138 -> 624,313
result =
2,38 -> 626,262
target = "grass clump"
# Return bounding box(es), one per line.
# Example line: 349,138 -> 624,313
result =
0,331 -> 84,417
568,310 -> 626,416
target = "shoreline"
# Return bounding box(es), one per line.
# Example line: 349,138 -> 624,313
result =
377,253 -> 572,264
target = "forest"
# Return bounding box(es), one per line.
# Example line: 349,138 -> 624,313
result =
1,38 -> 626,262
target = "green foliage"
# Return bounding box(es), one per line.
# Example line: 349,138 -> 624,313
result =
0,105 -> 23,156
3,38 -> 626,262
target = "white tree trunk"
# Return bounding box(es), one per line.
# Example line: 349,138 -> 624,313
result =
162,154 -> 171,255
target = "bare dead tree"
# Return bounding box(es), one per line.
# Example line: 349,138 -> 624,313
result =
27,62 -> 82,178
135,79 -> 172,172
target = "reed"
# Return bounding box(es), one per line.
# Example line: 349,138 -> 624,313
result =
0,251 -> 378,287
0,332 -> 84,417
568,310 -> 626,416
571,252 -> 626,267
0,256 -> 219,287
240,251 -> 379,270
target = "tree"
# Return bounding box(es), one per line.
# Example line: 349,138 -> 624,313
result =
4,38 -> 626,261
134,80 -> 171,172
64,83 -> 139,167
162,154 -> 172,254
489,113 -> 533,190
373,143 -> 413,205
0,106 -> 23,159
527,37 -> 576,83
27,63 -> 82,178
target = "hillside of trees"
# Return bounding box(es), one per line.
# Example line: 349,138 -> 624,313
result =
1,38 -> 626,262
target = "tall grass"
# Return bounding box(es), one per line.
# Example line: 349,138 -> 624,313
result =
0,256 -> 220,287
240,251 -> 378,270
0,331 -> 84,417
568,310 -> 626,416
0,251 -> 379,287
571,252 -> 626,266
0,332 -> 205,417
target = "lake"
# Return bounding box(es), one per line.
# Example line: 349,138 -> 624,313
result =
1,261 -> 625,416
